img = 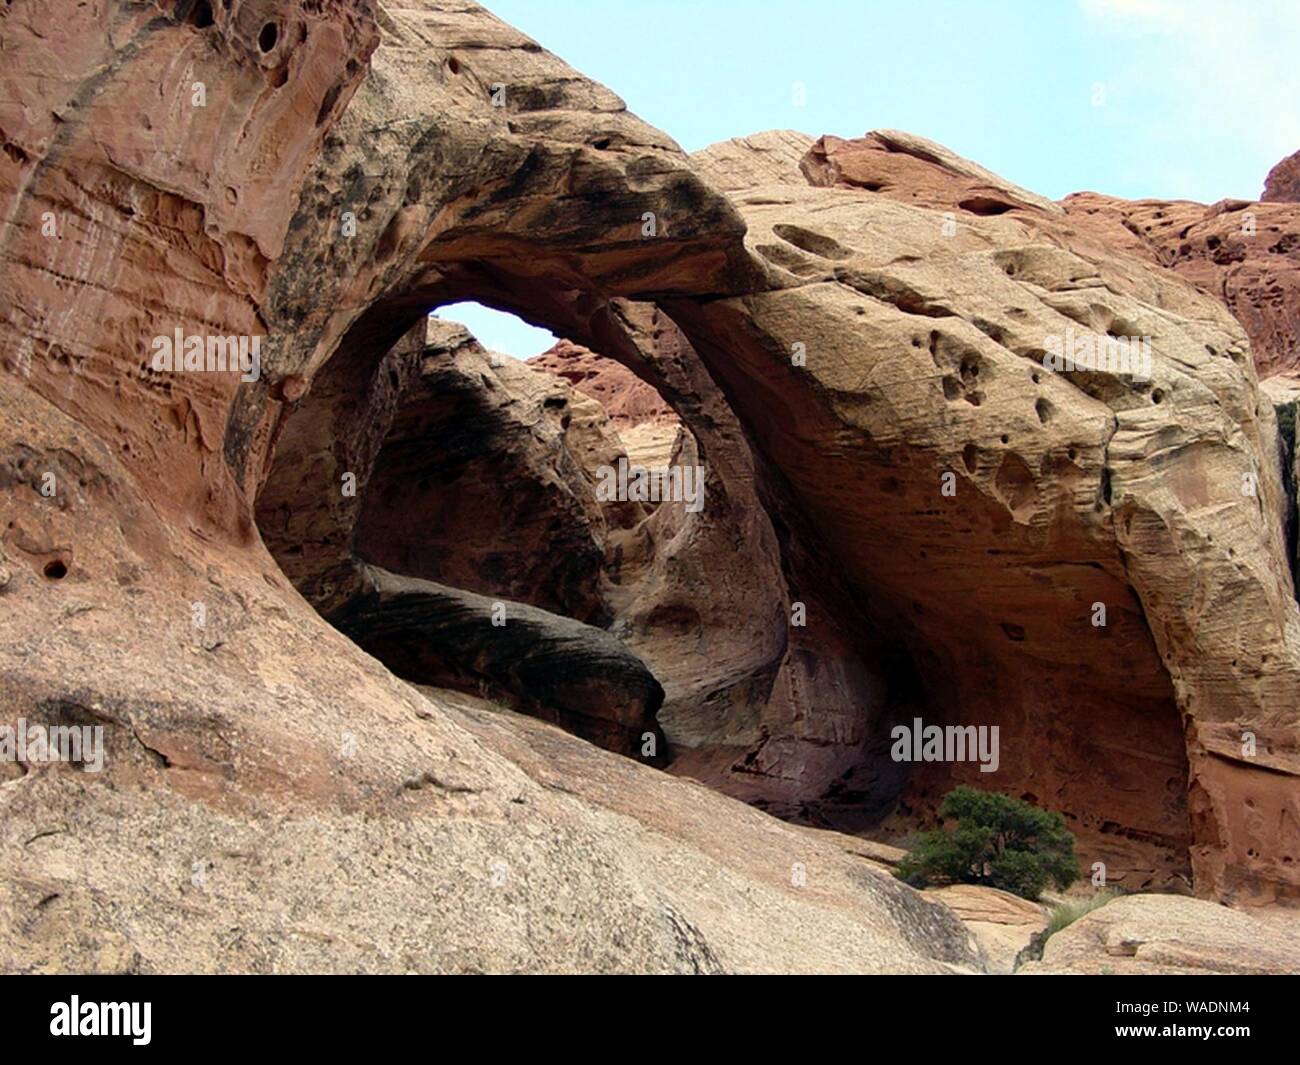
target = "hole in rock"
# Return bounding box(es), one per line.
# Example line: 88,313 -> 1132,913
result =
176,0 -> 214,28
958,196 -> 1015,216
433,301 -> 557,361
315,84 -> 343,127
258,22 -> 279,53
43,559 -> 68,581
257,298 -> 699,762
771,223 -> 854,261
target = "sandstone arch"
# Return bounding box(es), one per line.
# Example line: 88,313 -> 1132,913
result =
2,0 -> 1299,977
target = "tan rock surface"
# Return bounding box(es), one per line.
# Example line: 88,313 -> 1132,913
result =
0,0 -> 964,974
2,0 -> 1299,980
691,129 -> 816,191
1062,192 -> 1300,379
807,135 -> 1300,381
1019,894 -> 1300,974
669,133 -> 1300,901
803,130 -> 1063,215
927,884 -> 1047,974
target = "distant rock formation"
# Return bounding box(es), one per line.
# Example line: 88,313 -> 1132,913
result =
530,338 -> 682,467
1061,192 -> 1300,378
1263,149 -> 1300,203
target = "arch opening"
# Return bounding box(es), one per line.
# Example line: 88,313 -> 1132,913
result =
253,284 -> 920,830
253,264 -> 1193,896
254,293 -> 715,758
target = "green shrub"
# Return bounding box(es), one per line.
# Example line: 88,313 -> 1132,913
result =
894,786 -> 1079,900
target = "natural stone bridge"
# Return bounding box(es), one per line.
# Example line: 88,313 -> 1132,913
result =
2,0 -> 1298,973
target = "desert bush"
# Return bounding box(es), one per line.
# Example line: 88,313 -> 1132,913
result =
1044,890 -> 1117,939
894,786 -> 1079,900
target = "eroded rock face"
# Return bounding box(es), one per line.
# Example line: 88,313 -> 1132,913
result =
1061,193 -> 1300,379
807,136 -> 1300,382
2,0 -> 1299,978
1264,149 -> 1300,203
1261,375 -> 1300,589
258,313 -> 667,751
598,306 -> 907,828
530,339 -> 681,467
530,339 -> 678,432
353,325 -> 623,623
0,0 -> 972,973
671,132 -> 1300,900
0,0 -> 382,538
1018,894 -> 1300,974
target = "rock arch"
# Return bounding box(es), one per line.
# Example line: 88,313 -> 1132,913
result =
3,3 -> 1298,983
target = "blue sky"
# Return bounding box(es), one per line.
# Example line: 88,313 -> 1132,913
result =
442,0 -> 1300,357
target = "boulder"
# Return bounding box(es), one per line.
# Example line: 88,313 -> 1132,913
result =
926,884 -> 1047,974
1019,894 -> 1300,974
332,562 -> 665,757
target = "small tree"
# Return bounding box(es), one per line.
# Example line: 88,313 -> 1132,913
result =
894,786 -> 1078,900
